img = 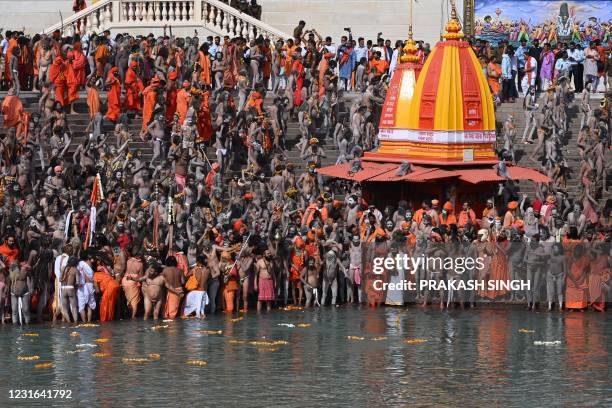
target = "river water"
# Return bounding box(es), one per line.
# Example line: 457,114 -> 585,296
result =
0,307 -> 610,407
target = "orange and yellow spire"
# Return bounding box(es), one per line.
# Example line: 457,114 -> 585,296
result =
370,0 -> 497,166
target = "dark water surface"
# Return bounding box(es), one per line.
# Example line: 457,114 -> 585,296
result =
0,307 -> 610,407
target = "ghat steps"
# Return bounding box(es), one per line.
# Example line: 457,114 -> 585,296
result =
0,91 -> 607,206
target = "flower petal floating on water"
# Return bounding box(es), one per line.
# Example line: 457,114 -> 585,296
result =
371,337 -> 388,341
186,360 -> 208,366
195,330 -> 223,335
17,356 -> 40,361
518,329 -> 535,333
297,323 -> 311,328
70,332 -> 80,337
148,353 -> 161,360
75,323 -> 99,328
228,340 -> 246,344
403,339 -> 428,344
229,317 -> 244,323
34,363 -> 54,369
277,323 -> 295,328
95,338 -> 110,343
122,357 -> 152,364
92,352 -> 111,358
23,333 -> 39,337
151,325 -> 169,331
282,305 -> 304,311
347,336 -> 365,341
533,340 -> 562,346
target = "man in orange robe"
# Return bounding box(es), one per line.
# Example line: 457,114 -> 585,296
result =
292,54 -> 305,107
196,91 -> 213,143
141,77 -> 160,131
49,56 -> 68,107
245,89 -> 264,115
86,76 -> 101,120
165,70 -> 178,123
566,245 -> 590,310
72,42 -> 88,88
124,60 -> 144,114
65,51 -> 80,114
1,88 -> 24,129
104,67 -> 121,122
176,81 -> 191,125
198,45 -> 212,88
4,33 -> 18,83
93,265 -> 120,322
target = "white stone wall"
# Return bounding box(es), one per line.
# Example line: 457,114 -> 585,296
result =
259,0 -> 464,45
0,0 -> 463,44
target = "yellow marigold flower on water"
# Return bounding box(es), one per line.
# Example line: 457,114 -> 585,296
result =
296,323 -> 311,328
70,332 -> 80,337
95,338 -> 110,343
34,363 -> 54,369
186,360 -> 208,366
92,352 -> 111,358
195,330 -> 222,335
518,329 -> 535,333
17,356 -> 40,361
403,339 -> 428,344
228,339 -> 245,344
23,333 -> 39,337
147,353 -> 161,360
371,337 -> 388,341
75,323 -> 99,328
229,317 -> 244,323
347,336 -> 365,341
258,348 -> 278,352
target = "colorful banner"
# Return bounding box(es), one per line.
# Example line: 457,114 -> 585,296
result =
474,0 -> 612,45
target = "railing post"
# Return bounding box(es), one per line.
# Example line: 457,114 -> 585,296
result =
194,0 -> 202,26
113,0 -> 121,23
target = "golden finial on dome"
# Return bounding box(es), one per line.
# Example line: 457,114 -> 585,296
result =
400,25 -> 419,63
400,0 -> 419,63
442,0 -> 465,40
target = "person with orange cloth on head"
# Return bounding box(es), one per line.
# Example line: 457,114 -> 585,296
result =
196,90 -> 213,143
48,56 -> 68,107
458,202 -> 477,228
438,201 -> 458,226
141,77 -> 161,132
65,51 -> 80,114
503,201 -> 519,228
104,66 -> 122,122
165,70 -> 178,123
93,263 -> 120,322
198,43 -> 212,88
176,81 -> 191,126
124,60 -> 144,115
71,42 -> 88,88
244,87 -> 264,116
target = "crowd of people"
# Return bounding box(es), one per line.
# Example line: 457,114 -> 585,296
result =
0,17 -> 610,326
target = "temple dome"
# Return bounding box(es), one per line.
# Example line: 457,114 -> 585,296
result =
371,4 -> 497,165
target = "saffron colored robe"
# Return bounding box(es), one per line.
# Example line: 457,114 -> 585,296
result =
105,68 -> 122,122
93,269 -> 120,322
176,88 -> 191,126
141,83 -> 159,131
124,65 -> 144,112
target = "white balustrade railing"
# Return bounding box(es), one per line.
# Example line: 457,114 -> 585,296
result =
43,0 -> 288,41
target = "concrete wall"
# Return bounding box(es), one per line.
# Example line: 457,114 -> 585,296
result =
259,0 -> 465,45
0,0 -> 464,45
